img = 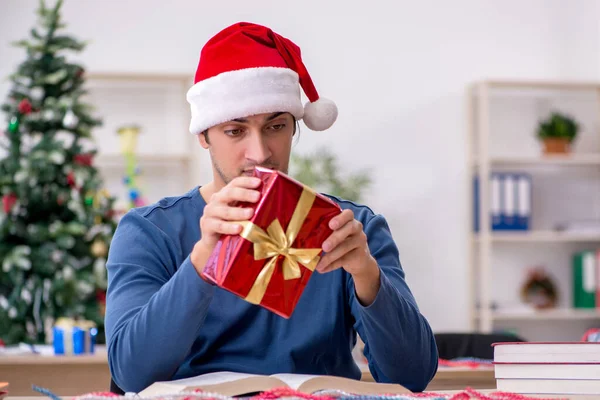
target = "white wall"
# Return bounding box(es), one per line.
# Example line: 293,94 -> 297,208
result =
1,0 -> 599,333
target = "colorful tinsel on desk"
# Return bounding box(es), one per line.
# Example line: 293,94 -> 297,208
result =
32,386 -> 570,400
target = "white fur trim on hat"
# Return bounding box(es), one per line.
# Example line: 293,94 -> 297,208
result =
186,67 -> 305,135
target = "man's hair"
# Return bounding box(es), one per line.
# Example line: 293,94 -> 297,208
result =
202,115 -> 299,145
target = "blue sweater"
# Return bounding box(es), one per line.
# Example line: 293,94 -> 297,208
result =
104,186 -> 438,394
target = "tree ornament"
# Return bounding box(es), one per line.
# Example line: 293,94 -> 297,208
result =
8,116 -> 19,133
62,109 -> 78,128
2,193 -> 18,214
74,153 -> 94,166
43,109 -> 56,121
91,239 -> 108,258
29,87 -> 44,101
18,98 -> 32,114
66,172 -> 76,188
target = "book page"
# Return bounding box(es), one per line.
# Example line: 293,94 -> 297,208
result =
169,371 -> 259,386
271,373 -> 321,390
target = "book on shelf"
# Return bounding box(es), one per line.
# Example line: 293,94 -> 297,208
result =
473,171 -> 531,232
572,250 -> 599,309
138,372 -> 409,397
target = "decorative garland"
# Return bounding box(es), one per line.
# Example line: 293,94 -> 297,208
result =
32,386 -> 568,400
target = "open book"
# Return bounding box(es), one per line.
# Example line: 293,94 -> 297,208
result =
139,372 -> 410,397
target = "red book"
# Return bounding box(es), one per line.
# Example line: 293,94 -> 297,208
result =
202,167 -> 342,318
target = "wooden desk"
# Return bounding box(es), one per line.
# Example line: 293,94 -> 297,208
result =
360,362 -> 496,391
0,352 -> 110,396
3,354 -> 494,396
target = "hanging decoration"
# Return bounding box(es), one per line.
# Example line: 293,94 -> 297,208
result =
117,125 -> 147,209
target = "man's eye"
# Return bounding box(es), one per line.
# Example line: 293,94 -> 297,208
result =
268,124 -> 286,131
224,128 -> 244,136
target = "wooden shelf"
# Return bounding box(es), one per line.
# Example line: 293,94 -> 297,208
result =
487,308 -> 600,321
474,230 -> 600,243
472,154 -> 600,167
481,79 -> 600,91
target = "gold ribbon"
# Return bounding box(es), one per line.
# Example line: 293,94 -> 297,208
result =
237,188 -> 322,305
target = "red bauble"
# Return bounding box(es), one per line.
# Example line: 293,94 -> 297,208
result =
67,172 -> 76,187
2,193 -> 17,213
18,98 -> 32,115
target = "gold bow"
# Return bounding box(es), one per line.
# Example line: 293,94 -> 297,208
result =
237,187 -> 322,305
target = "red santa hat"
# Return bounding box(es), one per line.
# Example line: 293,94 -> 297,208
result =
186,22 -> 338,134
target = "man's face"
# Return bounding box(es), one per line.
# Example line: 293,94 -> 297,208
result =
199,112 -> 295,186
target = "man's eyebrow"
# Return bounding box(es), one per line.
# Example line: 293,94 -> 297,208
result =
266,112 -> 285,121
231,117 -> 248,123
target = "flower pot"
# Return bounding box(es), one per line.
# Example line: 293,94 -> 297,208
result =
542,138 -> 570,154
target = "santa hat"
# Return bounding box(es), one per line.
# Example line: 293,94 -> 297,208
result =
186,22 -> 337,134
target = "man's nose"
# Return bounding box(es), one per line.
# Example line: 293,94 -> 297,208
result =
246,131 -> 272,164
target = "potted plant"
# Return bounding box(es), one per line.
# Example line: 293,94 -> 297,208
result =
536,111 -> 579,154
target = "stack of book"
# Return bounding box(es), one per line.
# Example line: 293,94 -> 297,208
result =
493,342 -> 600,395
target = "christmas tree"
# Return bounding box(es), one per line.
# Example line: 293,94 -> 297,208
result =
0,0 -> 117,345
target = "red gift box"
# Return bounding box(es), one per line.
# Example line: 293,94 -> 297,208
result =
201,167 -> 342,318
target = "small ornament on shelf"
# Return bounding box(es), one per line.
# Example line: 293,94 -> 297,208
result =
520,266 -> 558,310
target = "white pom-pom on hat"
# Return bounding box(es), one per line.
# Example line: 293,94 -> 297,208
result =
303,98 -> 338,131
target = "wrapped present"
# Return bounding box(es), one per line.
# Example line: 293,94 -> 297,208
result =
202,167 -> 342,318
53,317 -> 97,355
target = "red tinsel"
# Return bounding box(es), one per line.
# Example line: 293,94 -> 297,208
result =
2,193 -> 17,213
18,98 -> 32,114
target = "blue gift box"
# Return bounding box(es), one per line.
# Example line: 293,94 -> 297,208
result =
53,318 -> 97,355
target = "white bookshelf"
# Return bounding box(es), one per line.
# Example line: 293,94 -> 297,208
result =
468,79 -> 600,341
81,72 -> 208,211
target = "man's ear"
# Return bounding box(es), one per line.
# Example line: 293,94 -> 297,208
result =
198,131 -> 210,149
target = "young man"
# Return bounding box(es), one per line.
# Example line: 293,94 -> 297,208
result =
104,22 -> 438,394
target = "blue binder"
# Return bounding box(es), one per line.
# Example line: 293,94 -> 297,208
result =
473,172 -> 531,232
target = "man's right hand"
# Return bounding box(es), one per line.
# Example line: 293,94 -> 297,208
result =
191,176 -> 262,275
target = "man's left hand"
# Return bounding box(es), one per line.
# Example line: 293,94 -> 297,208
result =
316,209 -> 381,305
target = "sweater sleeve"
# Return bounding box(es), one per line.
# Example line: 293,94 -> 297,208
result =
104,211 -> 216,393
347,213 -> 438,392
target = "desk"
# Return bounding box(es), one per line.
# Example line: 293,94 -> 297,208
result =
2,354 -> 492,396
0,352 -> 110,396
359,362 -> 496,391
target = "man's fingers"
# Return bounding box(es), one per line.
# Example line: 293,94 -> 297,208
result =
317,233 -> 361,272
202,217 -> 243,236
213,186 -> 260,205
329,209 -> 354,230
230,176 -> 262,188
322,219 -> 361,253
207,204 -> 254,221
317,248 -> 358,274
